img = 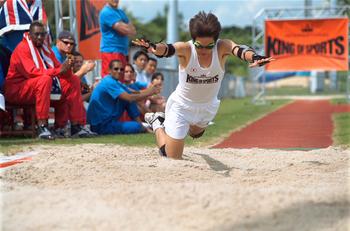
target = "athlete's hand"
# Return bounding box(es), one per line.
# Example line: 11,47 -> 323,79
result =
249,55 -> 275,68
132,38 -> 156,53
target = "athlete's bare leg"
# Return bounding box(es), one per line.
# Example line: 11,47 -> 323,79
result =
154,128 -> 185,159
154,127 -> 166,147
189,125 -> 206,138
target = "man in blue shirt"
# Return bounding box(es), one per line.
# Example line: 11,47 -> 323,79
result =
52,31 -> 76,63
87,59 -> 160,134
99,0 -> 136,78
51,31 -> 97,138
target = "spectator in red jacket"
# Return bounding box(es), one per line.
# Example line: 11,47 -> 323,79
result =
4,21 -> 93,139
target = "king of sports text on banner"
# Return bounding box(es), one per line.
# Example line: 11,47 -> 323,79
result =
265,18 -> 348,71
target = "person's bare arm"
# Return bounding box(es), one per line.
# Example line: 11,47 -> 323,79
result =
118,84 -> 160,102
74,60 -> 95,78
131,39 -> 191,68
112,21 -> 136,37
220,39 -> 274,67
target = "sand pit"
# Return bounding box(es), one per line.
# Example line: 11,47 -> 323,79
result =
1,144 -> 349,231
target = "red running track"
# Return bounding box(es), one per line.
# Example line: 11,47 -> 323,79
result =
213,100 -> 350,149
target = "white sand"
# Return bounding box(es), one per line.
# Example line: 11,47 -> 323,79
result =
1,144 -> 349,231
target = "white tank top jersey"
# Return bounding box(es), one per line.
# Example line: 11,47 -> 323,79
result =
174,40 -> 225,104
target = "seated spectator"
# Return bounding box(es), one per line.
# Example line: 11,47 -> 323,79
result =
52,31 -> 76,63
133,50 -> 149,83
123,63 -> 150,117
87,59 -> 160,135
124,64 -> 147,91
4,21 -> 93,139
1,0 -> 49,130
143,57 -> 158,84
72,51 -> 97,102
51,31 -> 96,137
147,72 -> 166,112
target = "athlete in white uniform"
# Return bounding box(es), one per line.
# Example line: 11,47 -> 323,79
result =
165,39 -> 224,140
133,11 -> 274,159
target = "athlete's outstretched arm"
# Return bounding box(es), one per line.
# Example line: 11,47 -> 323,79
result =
132,38 -> 187,58
221,39 -> 274,67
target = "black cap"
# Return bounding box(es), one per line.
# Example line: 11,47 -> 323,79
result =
58,30 -> 75,42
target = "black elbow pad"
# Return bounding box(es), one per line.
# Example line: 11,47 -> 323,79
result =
164,44 -> 175,57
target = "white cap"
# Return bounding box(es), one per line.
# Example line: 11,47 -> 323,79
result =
0,93 -> 5,111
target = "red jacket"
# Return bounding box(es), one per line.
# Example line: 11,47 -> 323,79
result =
6,35 -> 73,83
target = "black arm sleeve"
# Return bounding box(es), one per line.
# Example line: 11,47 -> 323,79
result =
232,45 -> 255,61
155,44 -> 176,58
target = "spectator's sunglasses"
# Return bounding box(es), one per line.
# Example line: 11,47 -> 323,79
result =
193,40 -> 215,49
31,32 -> 47,38
60,40 -> 75,46
113,67 -> 124,72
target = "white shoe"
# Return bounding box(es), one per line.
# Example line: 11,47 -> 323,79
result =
144,112 -> 165,131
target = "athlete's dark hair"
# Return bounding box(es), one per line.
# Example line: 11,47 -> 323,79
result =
189,11 -> 221,41
29,21 -> 45,33
108,59 -> 121,69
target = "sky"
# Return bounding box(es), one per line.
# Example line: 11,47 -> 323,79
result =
121,0 -> 329,28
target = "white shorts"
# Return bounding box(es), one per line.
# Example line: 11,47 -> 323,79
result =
164,93 -> 220,139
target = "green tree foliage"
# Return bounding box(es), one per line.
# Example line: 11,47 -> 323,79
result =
123,7 -> 166,43
338,0 -> 350,5
124,5 -> 190,42
337,0 -> 350,17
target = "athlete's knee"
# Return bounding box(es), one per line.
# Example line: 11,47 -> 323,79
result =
159,144 -> 167,157
189,130 -> 205,139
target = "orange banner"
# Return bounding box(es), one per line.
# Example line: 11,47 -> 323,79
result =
76,0 -> 105,60
265,18 -> 348,71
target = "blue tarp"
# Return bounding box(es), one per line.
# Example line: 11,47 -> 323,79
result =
259,71 -> 311,83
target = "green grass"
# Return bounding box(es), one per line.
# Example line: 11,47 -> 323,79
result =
267,86 -> 310,96
0,98 -> 289,154
331,98 -> 350,105
331,98 -> 350,148
333,113 -> 350,148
